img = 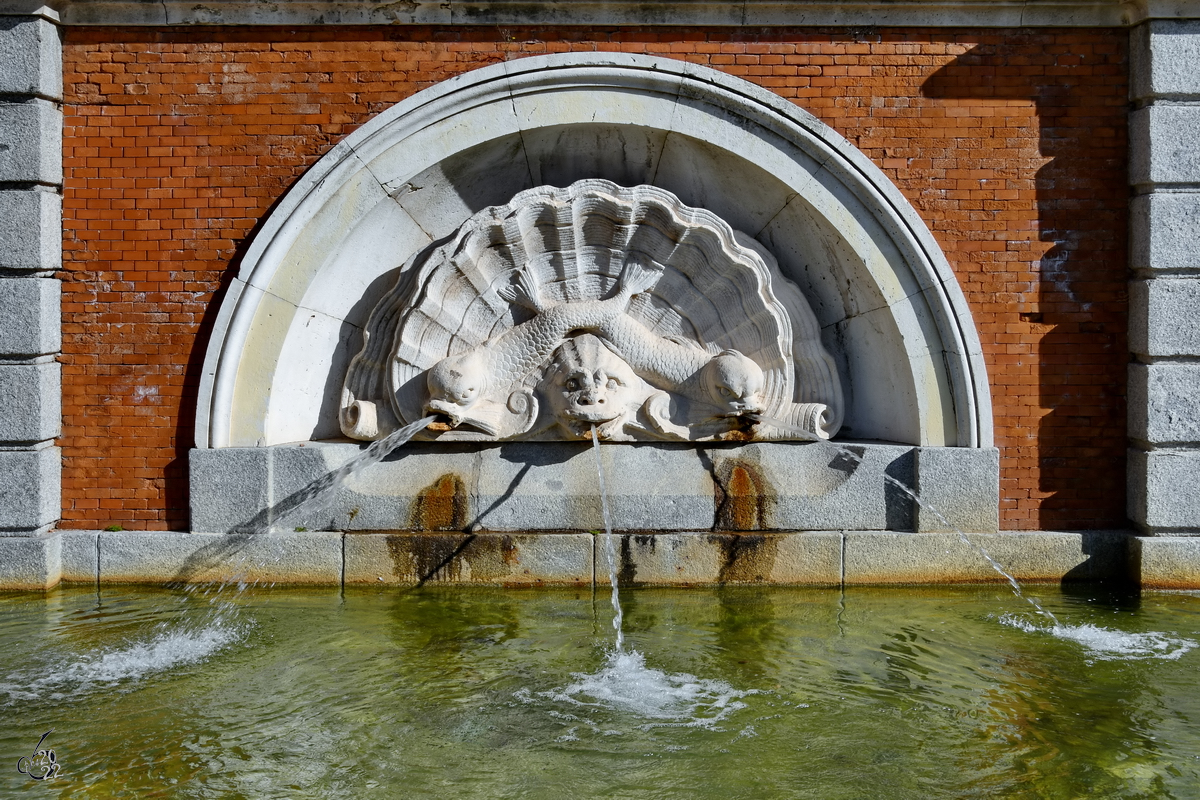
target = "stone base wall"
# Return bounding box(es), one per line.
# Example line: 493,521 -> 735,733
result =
57,26 -> 1129,532
1,528 -> 1166,591
186,442 -> 1000,536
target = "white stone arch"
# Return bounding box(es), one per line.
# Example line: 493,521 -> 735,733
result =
195,52 -> 992,450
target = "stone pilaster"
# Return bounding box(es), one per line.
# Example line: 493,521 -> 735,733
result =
0,11 -> 61,536
1129,20 -> 1200,534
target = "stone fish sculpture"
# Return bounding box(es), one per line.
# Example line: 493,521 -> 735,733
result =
340,180 -> 843,442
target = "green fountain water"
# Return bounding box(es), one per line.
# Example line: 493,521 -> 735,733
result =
2,584 -> 1198,798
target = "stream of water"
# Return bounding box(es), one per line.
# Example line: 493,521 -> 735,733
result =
752,414 -> 1061,625
590,425 -> 625,652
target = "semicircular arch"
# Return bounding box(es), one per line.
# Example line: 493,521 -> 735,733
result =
196,52 -> 992,449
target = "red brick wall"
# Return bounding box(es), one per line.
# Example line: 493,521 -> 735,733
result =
59,27 -> 1128,531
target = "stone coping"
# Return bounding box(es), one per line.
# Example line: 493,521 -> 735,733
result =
3,529 -> 1194,590
3,0 -> 1198,27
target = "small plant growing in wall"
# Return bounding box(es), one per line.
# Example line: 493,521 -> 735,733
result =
104,524 -> 124,532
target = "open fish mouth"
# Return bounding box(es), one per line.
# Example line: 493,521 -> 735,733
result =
564,405 -> 624,424
425,400 -> 465,426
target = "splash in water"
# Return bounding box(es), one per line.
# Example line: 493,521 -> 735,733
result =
524,650 -> 756,730
999,614 -> 1197,661
8,417 -> 439,705
1,619 -> 249,704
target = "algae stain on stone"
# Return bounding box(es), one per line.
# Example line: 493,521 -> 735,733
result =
711,533 -> 779,583
385,533 -> 473,583
461,535 -> 520,582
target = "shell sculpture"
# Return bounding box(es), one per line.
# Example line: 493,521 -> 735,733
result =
340,180 -> 844,442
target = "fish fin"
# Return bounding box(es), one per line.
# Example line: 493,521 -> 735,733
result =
617,254 -> 664,300
498,267 -> 544,312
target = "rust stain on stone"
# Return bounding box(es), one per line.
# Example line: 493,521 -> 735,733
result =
711,533 -> 779,583
714,459 -> 775,530
409,474 -> 468,531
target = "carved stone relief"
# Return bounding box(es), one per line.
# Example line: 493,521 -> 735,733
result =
340,180 -> 844,442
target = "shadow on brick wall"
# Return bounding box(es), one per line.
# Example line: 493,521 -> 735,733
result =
922,38 -> 1128,529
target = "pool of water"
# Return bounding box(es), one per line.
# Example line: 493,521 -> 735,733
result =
2,584 -> 1199,798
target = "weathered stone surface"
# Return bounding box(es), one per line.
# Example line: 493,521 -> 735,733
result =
188,447 -> 270,533
913,446 -> 1000,533
1129,362 -> 1200,444
0,361 -> 59,442
1129,278 -> 1200,357
344,532 -> 592,585
1130,105 -> 1200,187
0,15 -> 61,98
705,441 -> 915,531
0,532 -> 59,589
1128,449 -> 1200,532
0,445 -> 58,531
271,443 -> 479,532
604,531 -> 842,585
474,442 -> 716,531
1130,535 -> 1200,589
61,529 -> 98,583
1131,19 -> 1200,101
1130,192 -> 1200,273
0,189 -> 61,272
0,100 -> 61,183
188,441 -> 977,534
0,277 -> 59,356
48,0 -> 1132,28
98,531 -> 343,584
843,531 -> 1126,584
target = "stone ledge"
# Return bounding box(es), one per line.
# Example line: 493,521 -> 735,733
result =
602,531 -> 843,586
1130,535 -> 1200,589
842,530 -> 1127,584
0,531 -> 58,589
7,0 -> 1160,27
0,529 -> 1161,590
97,530 -> 343,584
344,531 -> 593,586
60,528 -> 96,583
189,441 -> 1000,535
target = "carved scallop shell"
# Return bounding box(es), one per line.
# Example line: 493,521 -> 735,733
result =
341,179 -> 843,441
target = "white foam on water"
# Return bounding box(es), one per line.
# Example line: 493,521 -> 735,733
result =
999,614 -> 1197,661
1,620 -> 248,703
537,650 -> 756,730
